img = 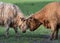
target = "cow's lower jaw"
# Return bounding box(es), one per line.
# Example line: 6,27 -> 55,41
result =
30,28 -> 36,31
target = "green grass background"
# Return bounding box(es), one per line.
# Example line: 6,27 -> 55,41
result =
0,0 -> 59,43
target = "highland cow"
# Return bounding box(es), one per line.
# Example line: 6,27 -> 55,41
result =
0,2 -> 27,37
27,2 -> 60,40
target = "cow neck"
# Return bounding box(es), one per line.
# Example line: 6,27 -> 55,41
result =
32,8 -> 46,24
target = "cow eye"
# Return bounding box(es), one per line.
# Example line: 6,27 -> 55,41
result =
29,19 -> 32,21
23,19 -> 25,21
30,17 -> 33,19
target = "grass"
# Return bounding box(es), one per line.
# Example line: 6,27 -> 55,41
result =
0,0 -> 59,43
0,26 -> 59,43
14,2 -> 51,17
0,0 -> 60,3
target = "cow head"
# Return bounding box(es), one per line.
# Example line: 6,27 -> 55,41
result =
27,17 -> 42,31
17,17 -> 28,33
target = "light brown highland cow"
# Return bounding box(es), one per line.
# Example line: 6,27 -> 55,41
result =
27,2 -> 60,40
0,2 -> 27,37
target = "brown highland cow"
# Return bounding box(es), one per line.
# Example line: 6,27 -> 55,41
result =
0,2 -> 27,37
27,2 -> 60,40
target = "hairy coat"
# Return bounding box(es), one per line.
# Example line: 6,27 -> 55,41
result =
0,2 -> 27,37
27,2 -> 60,40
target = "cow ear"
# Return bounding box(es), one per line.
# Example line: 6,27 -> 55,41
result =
20,18 -> 25,21
44,20 -> 49,25
28,17 -> 32,22
44,20 -> 49,23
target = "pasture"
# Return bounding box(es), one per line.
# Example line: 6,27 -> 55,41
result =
0,0 -> 59,43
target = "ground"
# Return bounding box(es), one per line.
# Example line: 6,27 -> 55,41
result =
0,0 -> 59,43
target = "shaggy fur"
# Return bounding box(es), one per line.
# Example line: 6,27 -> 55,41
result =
27,2 -> 60,40
0,2 -> 27,37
